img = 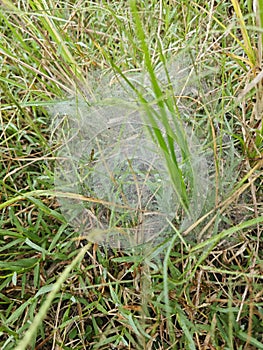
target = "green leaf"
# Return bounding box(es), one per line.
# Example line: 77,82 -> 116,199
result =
24,238 -> 49,255
6,299 -> 33,324
35,284 -> 55,298
0,258 -> 38,271
238,331 -> 263,349
176,305 -> 196,350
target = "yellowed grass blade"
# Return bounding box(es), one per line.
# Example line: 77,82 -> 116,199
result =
231,0 -> 256,66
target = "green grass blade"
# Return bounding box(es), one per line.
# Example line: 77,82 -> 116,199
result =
13,242 -> 91,350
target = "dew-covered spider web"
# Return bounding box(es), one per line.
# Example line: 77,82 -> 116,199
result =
50,61 -> 209,249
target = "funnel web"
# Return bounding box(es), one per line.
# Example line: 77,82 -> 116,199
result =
51,93 -> 209,249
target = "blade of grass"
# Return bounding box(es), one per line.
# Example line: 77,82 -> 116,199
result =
193,1 -> 255,68
238,330 -> 263,349
0,46 -> 73,94
258,0 -> 263,47
129,0 -> 194,210
230,0 -> 256,66
29,0 -> 82,77
13,242 -> 91,350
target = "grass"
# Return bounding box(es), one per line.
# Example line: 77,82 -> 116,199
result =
0,0 -> 263,349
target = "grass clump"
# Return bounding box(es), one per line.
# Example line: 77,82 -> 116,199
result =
0,1 -> 262,349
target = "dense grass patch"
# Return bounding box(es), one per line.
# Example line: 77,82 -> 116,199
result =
0,1 -> 262,349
